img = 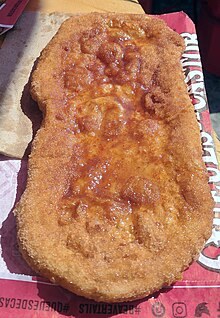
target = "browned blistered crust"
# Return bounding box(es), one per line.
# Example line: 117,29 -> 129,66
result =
15,13 -> 214,302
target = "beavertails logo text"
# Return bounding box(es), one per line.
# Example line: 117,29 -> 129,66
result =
181,32 -> 220,272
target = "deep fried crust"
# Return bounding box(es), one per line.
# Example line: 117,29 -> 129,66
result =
15,13 -> 214,302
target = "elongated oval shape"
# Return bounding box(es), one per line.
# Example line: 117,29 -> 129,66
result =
15,13 -> 213,302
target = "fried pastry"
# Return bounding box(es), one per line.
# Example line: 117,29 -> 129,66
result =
15,13 -> 214,302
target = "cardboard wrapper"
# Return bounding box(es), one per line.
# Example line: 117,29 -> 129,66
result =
0,11 -> 71,158
0,11 -> 220,318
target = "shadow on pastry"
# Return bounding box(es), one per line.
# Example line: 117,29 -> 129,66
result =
0,159 -> 36,276
20,64 -> 43,159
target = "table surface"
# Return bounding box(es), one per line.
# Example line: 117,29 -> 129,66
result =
26,0 -> 144,13
1,0 -> 220,165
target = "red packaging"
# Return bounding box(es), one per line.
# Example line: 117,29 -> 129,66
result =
0,11 -> 219,318
0,0 -> 29,35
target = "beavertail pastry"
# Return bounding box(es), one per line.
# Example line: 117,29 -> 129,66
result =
15,13 -> 214,302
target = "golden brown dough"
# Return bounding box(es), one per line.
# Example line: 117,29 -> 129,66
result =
15,13 -> 214,302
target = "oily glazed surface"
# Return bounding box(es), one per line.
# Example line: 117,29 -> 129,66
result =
15,13 -> 214,302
